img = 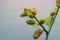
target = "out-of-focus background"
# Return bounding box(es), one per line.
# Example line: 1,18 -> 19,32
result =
0,0 -> 60,40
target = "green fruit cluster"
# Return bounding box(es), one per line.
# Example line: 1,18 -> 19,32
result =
24,8 -> 37,15
26,19 -> 36,25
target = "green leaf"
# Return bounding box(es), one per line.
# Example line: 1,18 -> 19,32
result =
45,16 -> 54,27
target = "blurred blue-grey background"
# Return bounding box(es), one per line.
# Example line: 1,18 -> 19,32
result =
0,0 -> 60,40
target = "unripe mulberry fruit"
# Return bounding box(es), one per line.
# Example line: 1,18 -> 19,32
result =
50,8 -> 57,16
26,19 -> 36,25
39,18 -> 45,24
33,29 -> 43,39
30,8 -> 37,15
20,11 -> 27,17
28,12 -> 35,18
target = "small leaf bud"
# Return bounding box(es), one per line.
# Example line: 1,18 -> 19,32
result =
39,18 -> 45,24
50,8 -> 57,16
